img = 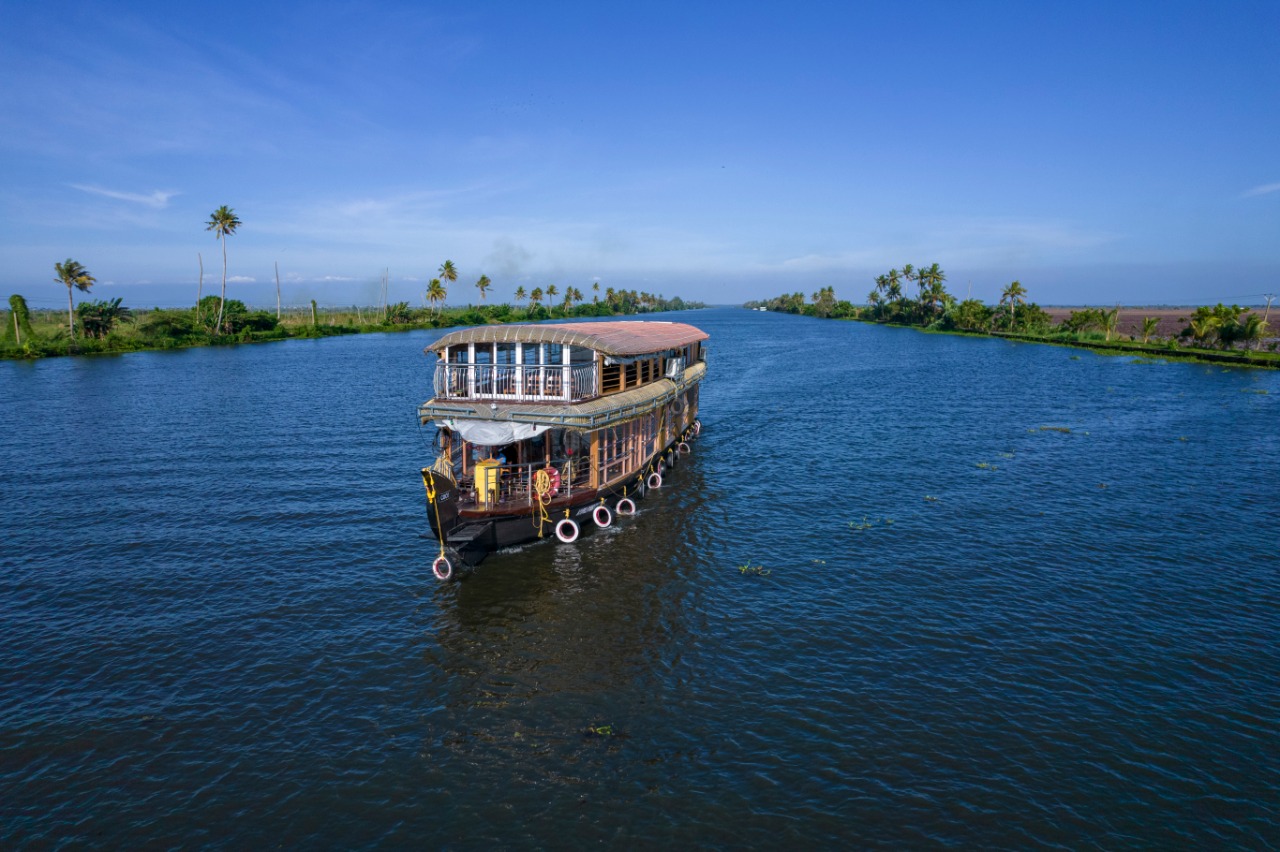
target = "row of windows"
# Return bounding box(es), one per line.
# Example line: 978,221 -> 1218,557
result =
446,342 -> 593,366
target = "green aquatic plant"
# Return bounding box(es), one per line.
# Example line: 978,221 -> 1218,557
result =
976,462 -> 998,470
924,495 -> 939,502
1038,426 -> 1072,433
738,563 -> 770,575
587,725 -> 615,737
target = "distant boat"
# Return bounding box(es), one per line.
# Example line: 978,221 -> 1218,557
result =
418,320 -> 708,579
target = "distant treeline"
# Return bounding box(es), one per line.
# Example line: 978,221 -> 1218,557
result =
2,291 -> 705,360
745,264 -> 1277,365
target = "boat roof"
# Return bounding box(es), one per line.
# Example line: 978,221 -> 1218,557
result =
425,320 -> 708,357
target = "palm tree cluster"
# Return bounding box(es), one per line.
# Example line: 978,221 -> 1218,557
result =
1180,304 -> 1269,351
867,263 -> 952,325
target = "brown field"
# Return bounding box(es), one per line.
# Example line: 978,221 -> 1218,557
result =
1043,306 -> 1271,340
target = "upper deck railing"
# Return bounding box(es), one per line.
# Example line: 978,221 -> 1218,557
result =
433,363 -> 598,403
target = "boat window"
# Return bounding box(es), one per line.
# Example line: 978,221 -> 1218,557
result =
545,343 -> 564,365
520,342 -> 542,365
569,346 -> 594,364
473,344 -> 493,365
495,343 -> 517,365
448,346 -> 469,363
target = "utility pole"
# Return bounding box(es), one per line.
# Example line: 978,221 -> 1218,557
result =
1262,293 -> 1275,325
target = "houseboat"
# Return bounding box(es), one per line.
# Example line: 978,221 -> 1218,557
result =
419,320 -> 708,579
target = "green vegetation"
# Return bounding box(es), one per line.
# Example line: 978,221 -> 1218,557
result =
746,265 -> 1278,368
3,288 -> 703,360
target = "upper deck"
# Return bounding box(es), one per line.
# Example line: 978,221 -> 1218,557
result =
425,320 -> 708,405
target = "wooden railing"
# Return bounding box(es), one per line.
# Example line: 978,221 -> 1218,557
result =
433,363 -> 598,403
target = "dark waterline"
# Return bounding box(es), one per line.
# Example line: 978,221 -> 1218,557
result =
2,308 -> 1277,848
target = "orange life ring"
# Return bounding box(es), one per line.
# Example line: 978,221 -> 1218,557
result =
535,466 -> 561,499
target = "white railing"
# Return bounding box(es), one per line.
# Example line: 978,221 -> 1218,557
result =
434,363 -> 598,403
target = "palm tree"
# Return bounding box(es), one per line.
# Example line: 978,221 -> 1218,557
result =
76,297 -> 133,339
1140,316 -> 1161,343
1000,281 -> 1027,330
55,258 -> 96,338
529,287 -> 544,313
426,278 -> 445,316
206,205 -> 242,333
917,263 -> 947,322
1240,313 -> 1267,351
546,284 -> 559,315
1188,316 -> 1219,347
475,274 -> 491,302
1099,306 -> 1120,341
514,285 -> 527,306
438,260 -> 458,293
592,281 -> 600,303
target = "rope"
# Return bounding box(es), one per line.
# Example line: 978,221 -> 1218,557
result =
422,470 -> 447,560
533,468 -> 553,537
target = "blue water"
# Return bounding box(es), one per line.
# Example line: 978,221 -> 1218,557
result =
2,308 -> 1277,847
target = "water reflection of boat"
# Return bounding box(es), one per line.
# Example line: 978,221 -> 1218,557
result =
418,320 -> 708,579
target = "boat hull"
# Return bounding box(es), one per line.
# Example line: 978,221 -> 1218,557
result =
421,432 -> 695,570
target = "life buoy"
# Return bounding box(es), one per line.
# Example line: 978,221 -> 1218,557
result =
616,497 -> 636,515
693,419 -> 702,436
670,398 -> 685,415
677,441 -> 691,454
647,472 -> 663,490
534,466 -> 561,499
432,554 -> 453,581
555,517 -> 579,543
593,504 -> 612,528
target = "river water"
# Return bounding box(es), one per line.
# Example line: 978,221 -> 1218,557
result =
2,308 -> 1277,848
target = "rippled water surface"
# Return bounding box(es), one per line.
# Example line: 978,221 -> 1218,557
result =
2,308 -> 1278,848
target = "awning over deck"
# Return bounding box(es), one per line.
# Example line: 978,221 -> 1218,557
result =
425,321 -> 708,358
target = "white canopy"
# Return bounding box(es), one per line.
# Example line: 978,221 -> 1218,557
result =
436,419 -> 550,447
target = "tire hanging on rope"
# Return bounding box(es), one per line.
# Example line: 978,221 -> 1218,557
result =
555,517 -> 580,543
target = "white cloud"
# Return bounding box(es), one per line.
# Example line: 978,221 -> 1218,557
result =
226,275 -> 256,283
1241,182 -> 1280,198
70,184 -> 178,208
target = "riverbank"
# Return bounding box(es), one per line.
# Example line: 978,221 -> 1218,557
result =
2,298 -> 704,360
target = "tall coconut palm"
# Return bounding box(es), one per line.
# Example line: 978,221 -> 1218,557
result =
438,260 -> 457,293
206,205 -> 241,333
1000,281 -> 1027,330
592,281 -> 600,303
917,263 -> 947,322
426,278 -> 445,317
514,285 -> 527,306
475,274 -> 491,302
55,258 -> 96,338
529,287 -> 544,312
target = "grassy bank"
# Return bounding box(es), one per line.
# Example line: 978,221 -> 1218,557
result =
747,269 -> 1277,370
2,297 -> 704,361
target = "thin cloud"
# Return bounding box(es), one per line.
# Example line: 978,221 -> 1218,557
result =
1241,182 -> 1280,198
226,276 -> 256,283
70,184 -> 178,208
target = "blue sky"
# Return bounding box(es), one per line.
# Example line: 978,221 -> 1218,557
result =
2,0 -> 1277,308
